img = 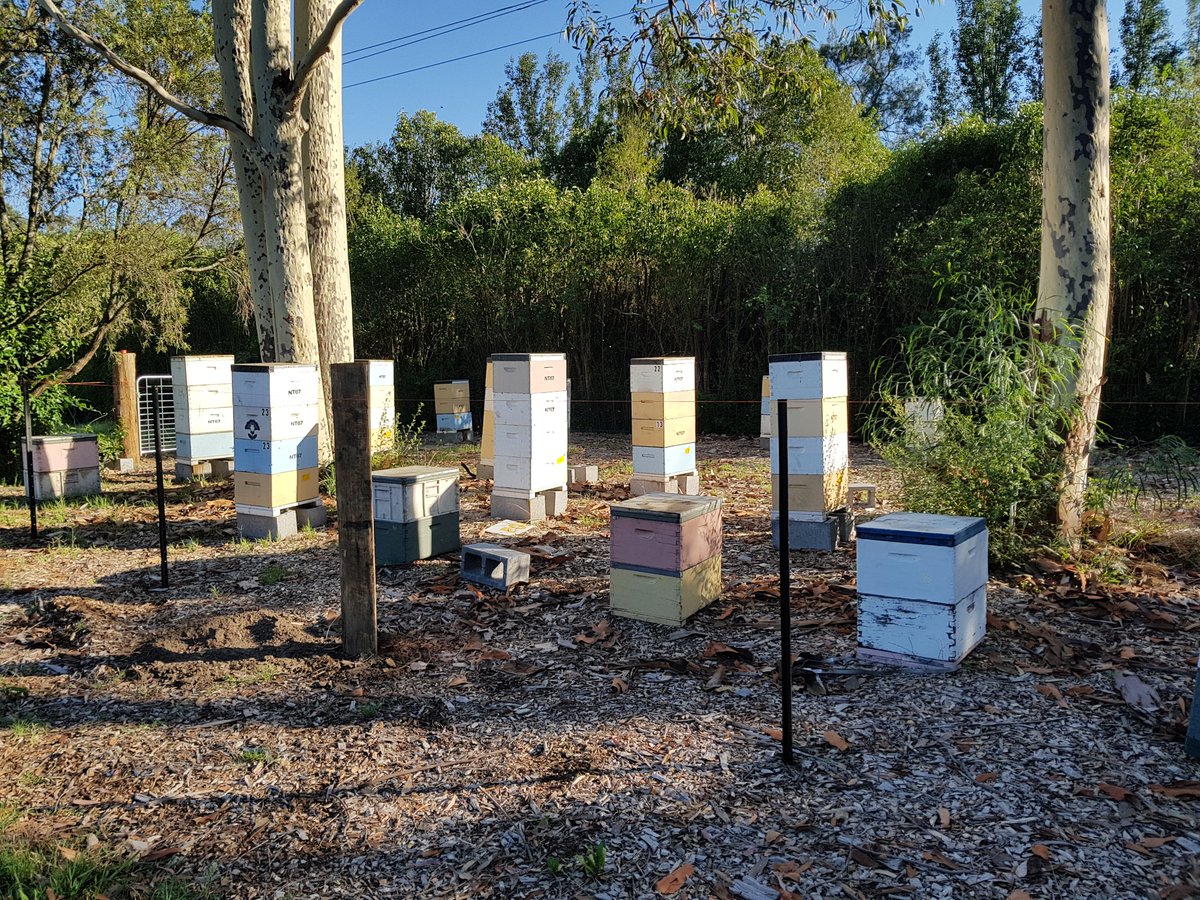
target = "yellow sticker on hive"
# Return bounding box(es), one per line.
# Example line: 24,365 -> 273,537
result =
684,447 -> 692,455
556,455 -> 565,464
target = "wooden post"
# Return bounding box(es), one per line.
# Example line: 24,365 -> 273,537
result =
113,351 -> 139,459
331,361 -> 377,657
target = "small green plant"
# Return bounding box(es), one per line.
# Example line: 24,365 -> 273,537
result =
320,463 -> 337,498
0,679 -> 29,701
6,718 -> 47,744
173,537 -> 201,551
546,857 -> 562,876
577,843 -> 606,878
237,747 -> 270,765
222,663 -> 280,686
356,700 -> 383,720
258,565 -> 288,585
18,771 -> 46,787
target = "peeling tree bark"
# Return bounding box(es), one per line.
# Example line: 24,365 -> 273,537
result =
1036,0 -> 1113,547
299,0 -> 355,461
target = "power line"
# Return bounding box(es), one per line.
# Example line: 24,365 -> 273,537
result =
344,0 -> 554,66
344,29 -> 565,89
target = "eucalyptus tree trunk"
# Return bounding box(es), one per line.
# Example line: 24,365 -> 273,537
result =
299,0 -> 355,459
213,0 -> 275,361
1035,0 -> 1113,547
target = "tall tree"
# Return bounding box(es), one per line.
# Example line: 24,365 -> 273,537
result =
953,0 -> 1028,121
926,31 -> 958,128
1119,0 -> 1179,90
1036,0 -> 1112,545
1,0 -> 237,408
40,0 -> 364,458
822,21 -> 926,142
1188,0 -> 1200,72
483,51 -> 572,160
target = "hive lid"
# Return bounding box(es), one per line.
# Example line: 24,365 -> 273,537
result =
231,363 -> 317,373
768,352 -> 847,363
170,354 -> 234,361
22,433 -> 98,444
433,379 -> 469,385
490,353 -> 566,361
630,356 -> 693,365
856,512 -> 987,546
372,466 -> 458,484
611,493 -> 722,523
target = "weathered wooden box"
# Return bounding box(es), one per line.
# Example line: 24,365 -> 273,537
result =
610,493 -> 722,573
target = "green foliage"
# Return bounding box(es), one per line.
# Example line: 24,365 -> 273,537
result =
869,286 -> 1078,564
952,0 -> 1032,121
1120,0 -> 1180,91
576,842 -> 606,878
822,20 -> 926,142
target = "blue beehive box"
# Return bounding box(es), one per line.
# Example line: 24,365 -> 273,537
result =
234,435 -> 319,474
436,411 -> 472,432
856,512 -> 988,669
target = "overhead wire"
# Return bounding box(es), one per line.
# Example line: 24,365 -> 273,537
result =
343,0 -> 555,66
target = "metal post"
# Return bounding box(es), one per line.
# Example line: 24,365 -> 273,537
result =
22,381 -> 37,542
777,397 -> 794,766
151,387 -> 168,588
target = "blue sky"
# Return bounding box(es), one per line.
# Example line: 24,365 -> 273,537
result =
338,0 -> 1192,150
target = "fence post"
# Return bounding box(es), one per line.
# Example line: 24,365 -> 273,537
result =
113,351 -> 139,459
332,362 -> 378,657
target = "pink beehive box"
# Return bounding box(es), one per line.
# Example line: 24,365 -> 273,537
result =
21,434 -> 100,473
610,493 -> 722,573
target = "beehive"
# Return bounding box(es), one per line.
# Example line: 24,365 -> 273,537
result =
170,355 -> 234,465
856,512 -> 989,668
609,493 -> 723,625
434,380 -> 473,434
21,434 -> 101,501
364,359 -> 395,453
489,353 -> 568,507
232,363 -> 319,514
479,359 -> 495,476
372,466 -> 460,565
767,352 -> 850,545
629,357 -> 698,496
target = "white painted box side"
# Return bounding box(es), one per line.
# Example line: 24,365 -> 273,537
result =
232,367 -> 319,407
632,443 -> 696,476
857,586 -> 987,663
629,359 -> 695,393
491,391 -> 569,428
493,424 -> 568,459
170,355 -> 233,387
769,357 -> 848,400
492,454 -> 568,494
366,360 -> 394,386
373,475 -> 459,523
856,529 -> 988,603
177,405 -> 234,435
232,403 -> 319,442
174,385 -> 232,417
768,434 -> 849,476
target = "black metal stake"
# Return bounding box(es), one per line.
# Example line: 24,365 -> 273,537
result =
151,387 -> 169,589
22,381 -> 37,542
777,397 -> 794,766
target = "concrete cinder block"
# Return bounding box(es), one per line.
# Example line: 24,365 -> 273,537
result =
238,508 -> 298,541
544,487 -> 568,517
770,515 -> 839,553
476,463 -> 494,481
630,471 -> 699,497
175,460 -> 212,482
209,458 -> 235,479
461,543 -> 531,590
568,464 -> 599,485
491,491 -> 547,522
848,482 -> 877,510
295,502 -> 327,531
107,457 -> 135,474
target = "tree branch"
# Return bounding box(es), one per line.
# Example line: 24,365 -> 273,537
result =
290,0 -> 364,106
36,0 -> 252,143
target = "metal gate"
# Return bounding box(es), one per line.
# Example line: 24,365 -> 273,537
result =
136,375 -> 175,456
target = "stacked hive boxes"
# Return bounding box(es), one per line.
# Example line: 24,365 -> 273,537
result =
372,466 -> 460,565
490,353 -> 569,521
434,380 -> 472,435
232,363 -> 321,536
365,359 -> 395,453
478,359 -> 494,479
759,375 -> 771,448
856,512 -> 988,669
171,355 -> 234,478
21,434 -> 100,500
609,493 -> 723,625
768,352 -> 849,551
630,357 -> 698,496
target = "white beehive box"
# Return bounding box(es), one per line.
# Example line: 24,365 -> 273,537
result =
493,425 -> 569,459
365,359 -> 393,387
768,352 -> 847,401
170,355 -> 233,387
174,384 -> 233,420
629,357 -> 695,394
491,353 -> 567,394
858,585 -> 987,666
232,403 -> 319,443
632,443 -> 695,476
768,434 -> 849,476
856,512 -> 988,603
373,466 -> 460,523
491,391 -> 568,428
232,363 -> 319,407
492,453 -> 568,494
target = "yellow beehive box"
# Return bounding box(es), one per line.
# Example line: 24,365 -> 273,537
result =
770,469 -> 848,514
480,409 -> 495,461
433,380 -> 470,401
435,398 -> 470,415
761,375 -> 770,398
484,359 -> 493,390
630,390 -> 695,421
632,417 -> 696,448
610,555 -> 722,626
235,468 -> 319,508
769,397 -> 848,438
